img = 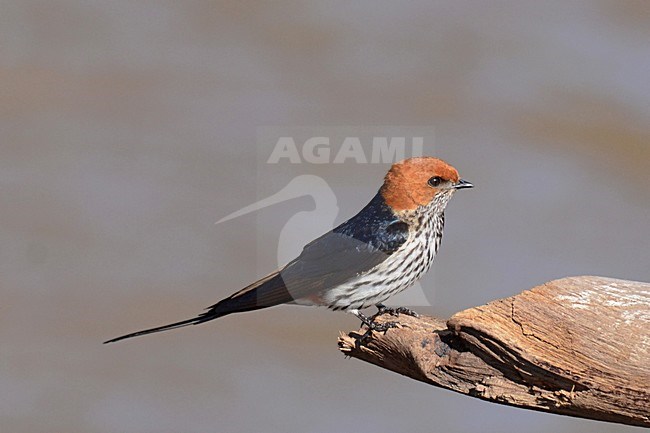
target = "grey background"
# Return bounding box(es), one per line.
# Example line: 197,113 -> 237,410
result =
1,1 -> 649,432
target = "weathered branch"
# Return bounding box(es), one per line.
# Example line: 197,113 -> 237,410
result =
338,276 -> 650,428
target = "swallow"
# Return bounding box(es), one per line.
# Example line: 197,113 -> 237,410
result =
105,157 -> 472,343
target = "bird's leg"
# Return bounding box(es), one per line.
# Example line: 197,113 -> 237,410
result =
350,309 -> 399,341
373,303 -> 420,319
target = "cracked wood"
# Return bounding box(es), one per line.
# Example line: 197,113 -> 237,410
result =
338,276 -> 650,428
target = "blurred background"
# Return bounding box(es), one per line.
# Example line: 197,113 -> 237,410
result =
1,1 -> 649,432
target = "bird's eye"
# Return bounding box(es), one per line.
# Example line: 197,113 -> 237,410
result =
428,176 -> 443,187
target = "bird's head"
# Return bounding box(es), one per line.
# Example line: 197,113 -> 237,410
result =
380,157 -> 472,213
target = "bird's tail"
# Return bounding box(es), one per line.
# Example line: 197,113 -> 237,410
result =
105,270 -> 289,344
103,310 -> 223,344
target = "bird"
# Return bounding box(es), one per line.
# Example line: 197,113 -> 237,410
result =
105,157 -> 472,343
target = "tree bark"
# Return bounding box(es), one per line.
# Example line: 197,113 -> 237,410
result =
338,276 -> 650,428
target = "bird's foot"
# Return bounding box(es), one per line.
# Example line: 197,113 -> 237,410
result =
360,320 -> 399,342
354,310 -> 400,343
374,303 -> 420,319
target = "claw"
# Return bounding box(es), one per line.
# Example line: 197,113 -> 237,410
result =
374,303 -> 419,318
353,308 -> 402,343
359,319 -> 399,342
392,306 -> 420,318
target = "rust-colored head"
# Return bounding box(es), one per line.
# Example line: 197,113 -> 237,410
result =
380,157 -> 471,212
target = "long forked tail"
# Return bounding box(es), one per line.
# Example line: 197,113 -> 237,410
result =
105,270 -> 291,344
103,311 -> 223,344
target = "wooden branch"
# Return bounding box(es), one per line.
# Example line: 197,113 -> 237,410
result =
338,276 -> 650,428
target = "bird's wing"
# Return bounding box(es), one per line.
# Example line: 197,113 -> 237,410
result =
209,220 -> 410,313
207,192 -> 411,313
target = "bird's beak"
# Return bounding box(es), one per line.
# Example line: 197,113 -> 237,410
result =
454,179 -> 473,189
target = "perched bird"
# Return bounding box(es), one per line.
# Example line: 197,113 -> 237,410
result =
105,157 -> 472,343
